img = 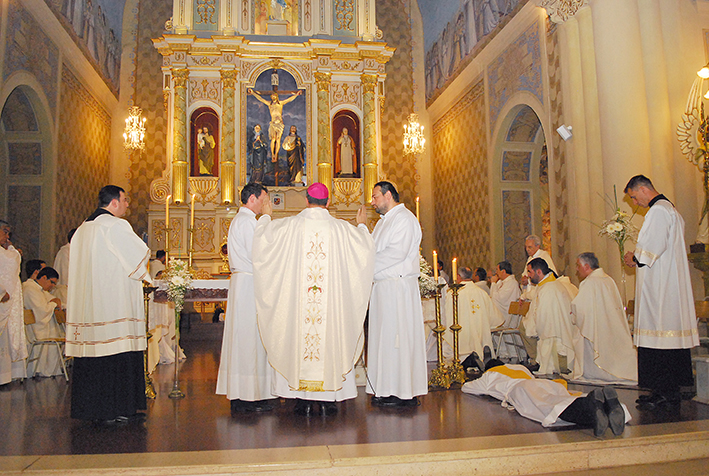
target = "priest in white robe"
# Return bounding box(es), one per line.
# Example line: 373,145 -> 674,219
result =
0,220 -> 27,385
254,183 -> 374,416
624,175 -> 698,410
23,267 -> 65,377
51,228 -> 75,305
570,253 -> 637,384
526,258 -> 578,376
444,267 -> 503,360
217,183 -> 277,414
359,181 -> 428,407
490,261 -> 523,360
66,185 -> 150,422
462,360 -> 630,437
520,234 -> 558,288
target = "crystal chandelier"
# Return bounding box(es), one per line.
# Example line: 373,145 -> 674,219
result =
403,113 -> 425,155
123,106 -> 146,150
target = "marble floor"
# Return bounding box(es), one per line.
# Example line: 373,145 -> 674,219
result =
2,317 -> 709,474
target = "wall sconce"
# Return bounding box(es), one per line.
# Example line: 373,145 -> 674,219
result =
123,106 -> 146,151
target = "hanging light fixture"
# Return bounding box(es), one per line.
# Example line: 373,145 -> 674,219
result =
123,106 -> 146,150
403,113 -> 425,155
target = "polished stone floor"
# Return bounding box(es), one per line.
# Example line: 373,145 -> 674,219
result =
2,317 -> 709,457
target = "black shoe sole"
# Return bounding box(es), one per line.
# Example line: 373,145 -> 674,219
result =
603,387 -> 625,436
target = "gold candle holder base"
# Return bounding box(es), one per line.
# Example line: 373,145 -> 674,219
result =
142,284 -> 158,399
428,284 -> 451,389
447,282 -> 466,384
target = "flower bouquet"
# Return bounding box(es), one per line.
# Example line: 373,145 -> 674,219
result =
419,256 -> 439,298
161,258 -> 193,399
598,185 -> 639,258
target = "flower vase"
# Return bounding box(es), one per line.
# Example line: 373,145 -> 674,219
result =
168,307 -> 185,399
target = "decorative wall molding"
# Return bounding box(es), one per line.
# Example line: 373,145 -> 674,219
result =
536,0 -> 588,23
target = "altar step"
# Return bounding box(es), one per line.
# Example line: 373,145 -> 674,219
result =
4,420 -> 709,475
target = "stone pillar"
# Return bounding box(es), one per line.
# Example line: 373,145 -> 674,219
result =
172,68 -> 189,204
221,70 -> 237,204
361,74 -> 378,202
315,72 -> 333,193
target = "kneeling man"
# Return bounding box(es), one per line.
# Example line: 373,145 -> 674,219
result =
253,183 -> 374,415
570,252 -> 637,384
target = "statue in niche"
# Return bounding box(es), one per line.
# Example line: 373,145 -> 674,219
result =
332,110 -> 360,178
335,128 -> 357,176
190,107 -> 219,177
282,125 -> 305,184
198,125 -> 216,175
248,88 -> 302,161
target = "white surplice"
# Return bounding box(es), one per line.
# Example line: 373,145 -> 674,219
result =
490,275 -> 521,326
570,268 -> 637,384
634,199 -> 698,349
443,282 -> 503,359
216,207 -> 274,401
53,243 -> 70,286
527,274 -> 578,375
66,214 -> 150,358
253,207 -> 374,400
23,279 -> 64,377
367,203 -> 428,400
0,245 -> 27,384
461,364 -> 631,427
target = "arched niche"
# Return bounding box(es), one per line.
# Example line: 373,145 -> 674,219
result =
0,85 -> 54,261
332,110 -> 360,178
190,107 -> 219,177
492,104 -> 550,276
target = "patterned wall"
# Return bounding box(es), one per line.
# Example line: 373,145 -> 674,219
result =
55,68 -> 112,248
377,0 -> 418,209
545,20 -> 570,275
129,0 -> 173,235
432,79 -> 490,271
4,0 -> 60,113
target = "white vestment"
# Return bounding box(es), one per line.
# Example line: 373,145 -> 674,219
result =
149,259 -> 165,280
444,282 -> 503,359
367,203 -> 428,399
216,207 -> 274,401
634,199 -> 698,349
490,275 -> 521,326
527,274 -> 578,375
475,280 -> 490,295
570,268 -> 637,384
0,245 -> 27,384
521,249 -> 558,298
23,279 -> 64,377
53,243 -> 70,286
66,213 -> 150,357
462,364 -> 631,427
253,207 -> 374,401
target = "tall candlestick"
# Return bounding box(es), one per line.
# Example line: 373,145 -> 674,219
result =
416,196 -> 420,222
190,194 -> 196,229
433,250 -> 438,281
452,257 -> 457,283
165,194 -> 171,227
165,194 -> 171,263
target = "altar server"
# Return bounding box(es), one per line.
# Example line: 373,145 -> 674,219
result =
359,181 -> 428,407
624,175 -> 698,410
570,252 -> 637,384
462,360 -> 630,437
0,220 -> 27,385
66,185 -> 150,423
525,258 -> 577,376
444,266 -> 503,360
23,267 -> 64,377
217,182 -> 277,414
253,183 -> 374,416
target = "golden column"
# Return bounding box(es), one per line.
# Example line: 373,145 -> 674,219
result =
172,68 -> 189,204
220,70 -> 237,204
361,74 -> 378,202
315,72 -> 332,193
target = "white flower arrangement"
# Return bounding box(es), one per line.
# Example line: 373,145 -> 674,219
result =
598,186 -> 639,256
162,259 -> 194,313
419,256 -> 439,298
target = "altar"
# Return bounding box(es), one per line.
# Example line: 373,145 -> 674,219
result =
146,0 -> 393,273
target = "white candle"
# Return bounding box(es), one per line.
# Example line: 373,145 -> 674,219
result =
416,196 -> 420,222
433,250 -> 438,281
190,194 -> 196,229
165,195 -> 171,231
452,258 -> 457,283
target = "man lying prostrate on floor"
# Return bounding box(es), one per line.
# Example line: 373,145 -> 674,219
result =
461,359 -> 630,437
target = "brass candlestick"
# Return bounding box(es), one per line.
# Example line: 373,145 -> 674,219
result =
142,284 -> 157,399
428,283 -> 451,389
187,225 -> 195,269
447,283 -> 465,384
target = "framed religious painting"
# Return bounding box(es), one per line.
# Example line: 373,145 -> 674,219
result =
190,107 -> 219,177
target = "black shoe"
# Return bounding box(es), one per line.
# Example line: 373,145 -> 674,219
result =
293,399 -> 315,416
636,393 -> 680,411
319,401 -> 338,416
231,399 -> 250,414
471,352 -> 485,372
483,346 -> 492,366
371,396 -> 384,407
589,388 -> 609,438
251,400 -> 276,412
399,397 -> 420,407
635,392 -> 656,404
603,387 -> 625,436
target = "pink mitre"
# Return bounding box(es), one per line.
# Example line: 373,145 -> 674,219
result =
307,182 -> 329,199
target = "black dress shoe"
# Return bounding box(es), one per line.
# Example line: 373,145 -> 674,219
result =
635,393 -> 656,404
589,388 -> 609,438
603,387 -> 625,436
293,399 -> 315,416
636,393 -> 680,411
483,346 -> 492,366
231,399 -> 250,414
319,401 -> 338,416
371,396 -> 384,407
251,400 -> 276,412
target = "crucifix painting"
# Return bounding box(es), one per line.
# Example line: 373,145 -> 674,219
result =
246,68 -> 306,186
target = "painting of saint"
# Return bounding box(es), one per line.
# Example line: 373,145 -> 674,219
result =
190,108 -> 219,177
332,111 -> 360,178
